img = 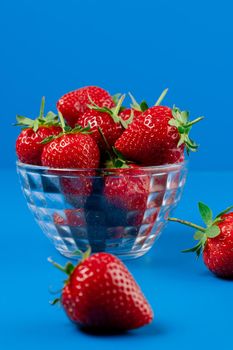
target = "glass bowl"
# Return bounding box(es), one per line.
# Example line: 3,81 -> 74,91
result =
17,161 -> 187,260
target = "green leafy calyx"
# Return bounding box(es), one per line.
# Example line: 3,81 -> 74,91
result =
168,202 -> 233,257
15,97 -> 59,132
88,94 -> 132,129
128,92 -> 149,112
48,247 -> 91,305
168,106 -> 204,154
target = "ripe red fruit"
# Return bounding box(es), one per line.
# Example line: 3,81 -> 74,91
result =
168,202 -> 233,278
115,106 -> 203,166
41,129 -> 100,206
49,252 -> 153,331
104,164 -> 150,226
41,133 -> 100,169
16,126 -> 62,165
78,109 -> 124,150
77,95 -> 134,151
120,108 -> 142,121
15,97 -> 62,165
57,86 -> 115,128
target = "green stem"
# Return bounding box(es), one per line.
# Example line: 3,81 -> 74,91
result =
185,116 -> 204,127
154,88 -> 168,106
39,96 -> 45,119
47,257 -> 69,274
168,217 -> 205,232
58,111 -> 66,132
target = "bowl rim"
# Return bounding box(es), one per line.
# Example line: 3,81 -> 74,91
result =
16,159 -> 188,173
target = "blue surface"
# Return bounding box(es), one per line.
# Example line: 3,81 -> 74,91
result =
1,0 -> 233,170
1,169 -> 233,349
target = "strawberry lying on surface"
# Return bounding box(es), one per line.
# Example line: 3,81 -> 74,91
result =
15,97 -> 62,165
49,251 -> 153,331
168,202 -> 233,278
57,86 -> 115,128
115,90 -> 204,166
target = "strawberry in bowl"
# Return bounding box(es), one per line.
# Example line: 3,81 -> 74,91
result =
16,86 -> 203,259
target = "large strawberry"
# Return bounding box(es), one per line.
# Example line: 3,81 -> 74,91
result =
15,97 -> 62,165
77,95 -> 132,151
168,202 -> 233,278
41,125 -> 100,169
57,86 -> 115,128
115,94 -> 203,166
41,121 -> 100,207
49,251 -> 153,331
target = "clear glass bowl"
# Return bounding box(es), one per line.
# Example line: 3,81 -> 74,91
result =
17,161 -> 187,260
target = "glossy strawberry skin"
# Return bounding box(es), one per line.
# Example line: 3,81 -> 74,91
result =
115,106 -> 184,166
203,213 -> 233,278
62,253 -> 153,331
120,108 -> 142,121
41,133 -> 99,206
57,86 -> 115,128
41,133 -> 100,169
104,165 -> 150,226
78,110 -> 123,150
16,126 -> 62,165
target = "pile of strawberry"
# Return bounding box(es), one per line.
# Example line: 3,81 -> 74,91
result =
16,85 -> 203,170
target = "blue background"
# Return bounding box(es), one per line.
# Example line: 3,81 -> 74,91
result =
1,0 -> 233,349
1,0 -> 233,170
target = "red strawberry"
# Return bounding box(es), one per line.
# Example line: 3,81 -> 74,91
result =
49,252 -> 153,331
41,131 -> 100,169
120,108 -> 142,121
41,125 -> 100,206
77,95 -> 131,151
115,105 -> 203,166
168,202 -> 233,278
57,86 -> 115,128
15,97 -> 62,165
102,150 -> 150,226
104,164 -> 150,226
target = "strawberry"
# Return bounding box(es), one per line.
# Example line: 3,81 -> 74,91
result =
102,149 -> 150,226
120,108 -> 142,120
57,86 -> 115,128
115,105 -> 203,166
41,121 -> 100,207
41,127 -> 100,169
77,95 -> 132,151
49,251 -> 153,331
15,97 -> 62,165
168,202 -> 233,278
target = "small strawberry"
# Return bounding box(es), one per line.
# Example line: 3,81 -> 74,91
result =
115,90 -> 203,165
15,97 -> 62,165
49,251 -> 153,331
168,202 -> 233,278
57,86 -> 115,128
77,95 -> 132,151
